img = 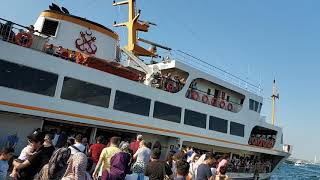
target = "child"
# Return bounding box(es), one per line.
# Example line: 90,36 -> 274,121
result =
18,140 -> 35,161
0,147 -> 14,179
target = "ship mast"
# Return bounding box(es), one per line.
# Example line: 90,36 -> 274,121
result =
271,79 -> 279,127
113,0 -> 157,57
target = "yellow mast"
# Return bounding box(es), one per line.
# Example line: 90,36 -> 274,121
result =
271,79 -> 279,127
113,0 -> 156,57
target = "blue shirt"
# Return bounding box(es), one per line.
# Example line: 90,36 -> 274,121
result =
175,177 -> 186,180
0,160 -> 9,180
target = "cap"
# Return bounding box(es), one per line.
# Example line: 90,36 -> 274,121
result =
27,131 -> 45,144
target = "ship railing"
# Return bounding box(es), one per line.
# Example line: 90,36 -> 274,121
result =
227,164 -> 272,173
170,50 -> 262,95
187,88 -> 242,113
283,144 -> 292,154
0,17 -> 49,51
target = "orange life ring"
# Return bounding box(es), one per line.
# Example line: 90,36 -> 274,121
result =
15,32 -> 33,48
211,97 -> 217,106
227,103 -> 233,111
166,81 -> 175,92
202,95 -> 209,103
191,91 -> 199,101
219,101 -> 225,108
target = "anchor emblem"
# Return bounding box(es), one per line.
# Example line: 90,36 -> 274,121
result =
75,30 -> 97,54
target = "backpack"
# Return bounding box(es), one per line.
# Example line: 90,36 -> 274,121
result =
102,152 -> 131,180
48,147 -> 72,179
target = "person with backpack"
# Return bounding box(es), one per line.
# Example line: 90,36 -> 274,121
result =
69,134 -> 85,155
93,136 -> 121,179
62,152 -> 88,180
101,142 -> 132,180
35,147 -> 71,180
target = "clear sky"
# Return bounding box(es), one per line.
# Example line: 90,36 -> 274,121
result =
1,0 -> 319,161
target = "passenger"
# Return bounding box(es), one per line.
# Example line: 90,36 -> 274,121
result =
82,137 -> 90,155
175,160 -> 190,180
17,140 -> 35,161
132,140 -> 151,174
153,141 -> 162,151
62,152 -> 88,180
69,50 -> 77,62
27,25 -> 36,33
189,154 -> 200,179
215,166 -> 229,180
93,136 -> 121,179
69,134 -> 86,155
144,148 -> 173,180
130,134 -> 143,155
11,131 -> 55,179
46,44 -> 55,55
55,131 -> 68,148
35,147 -> 71,180
0,147 -> 14,180
89,136 -> 106,172
101,142 -> 132,180
216,154 -> 229,175
146,141 -> 152,149
196,152 -> 216,180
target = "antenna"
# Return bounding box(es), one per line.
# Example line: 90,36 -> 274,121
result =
112,0 -> 158,57
271,79 -> 279,127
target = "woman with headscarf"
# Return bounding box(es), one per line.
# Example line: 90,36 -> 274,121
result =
62,152 -> 88,180
101,142 -> 132,180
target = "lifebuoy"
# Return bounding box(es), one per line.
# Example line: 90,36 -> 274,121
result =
211,97 -> 217,106
166,81 -> 175,92
227,103 -> 233,111
202,95 -> 209,104
15,32 -> 33,48
219,100 -> 225,108
191,91 -> 199,101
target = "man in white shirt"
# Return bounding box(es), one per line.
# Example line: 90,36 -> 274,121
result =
69,134 -> 85,155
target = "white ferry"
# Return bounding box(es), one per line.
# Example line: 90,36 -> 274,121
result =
0,1 -> 291,179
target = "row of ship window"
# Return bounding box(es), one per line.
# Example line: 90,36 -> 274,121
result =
0,59 -> 244,137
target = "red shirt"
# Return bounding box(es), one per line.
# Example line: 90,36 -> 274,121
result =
130,140 -> 140,155
89,143 -> 106,163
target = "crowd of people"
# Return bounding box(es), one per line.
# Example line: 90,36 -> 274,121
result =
0,128 -> 241,180
229,156 -> 272,173
248,134 -> 276,148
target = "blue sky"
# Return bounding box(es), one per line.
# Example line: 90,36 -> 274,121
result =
1,0 -> 319,161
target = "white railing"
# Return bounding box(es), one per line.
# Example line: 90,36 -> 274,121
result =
283,144 -> 293,154
171,50 -> 262,95
0,17 -> 48,52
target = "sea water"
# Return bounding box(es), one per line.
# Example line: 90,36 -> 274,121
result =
271,162 -> 320,180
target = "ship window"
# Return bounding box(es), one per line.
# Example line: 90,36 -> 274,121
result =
114,90 -> 151,116
0,59 -> 58,96
153,101 -> 181,123
184,109 -> 207,129
254,101 -> 259,111
230,122 -> 245,137
41,19 -> 59,36
258,103 -> 263,113
249,99 -> 254,110
61,77 -> 111,107
209,116 -> 228,133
